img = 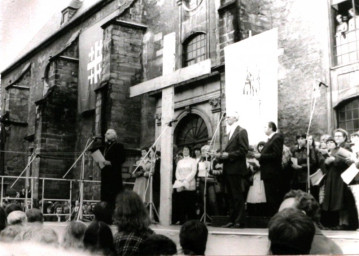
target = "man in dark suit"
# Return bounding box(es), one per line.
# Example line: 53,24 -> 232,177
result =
215,112 -> 249,228
254,121 -> 284,216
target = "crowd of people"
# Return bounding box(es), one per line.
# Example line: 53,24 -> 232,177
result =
169,113 -> 359,231
0,188 -> 346,255
0,190 -> 209,256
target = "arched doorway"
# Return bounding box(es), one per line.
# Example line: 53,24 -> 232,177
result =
174,113 -> 209,151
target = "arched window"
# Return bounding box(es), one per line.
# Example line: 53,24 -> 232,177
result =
337,97 -> 359,133
183,33 -> 207,67
175,113 -> 209,149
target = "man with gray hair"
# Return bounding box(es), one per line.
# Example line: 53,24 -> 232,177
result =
215,111 -> 249,228
99,129 -> 126,211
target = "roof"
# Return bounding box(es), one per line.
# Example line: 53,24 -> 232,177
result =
1,0 -> 106,75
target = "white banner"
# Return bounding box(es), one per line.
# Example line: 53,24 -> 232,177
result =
224,29 -> 278,145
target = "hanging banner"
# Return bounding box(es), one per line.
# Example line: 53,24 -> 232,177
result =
78,23 -> 103,113
224,29 -> 278,145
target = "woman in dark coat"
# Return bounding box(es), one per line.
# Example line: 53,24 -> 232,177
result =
100,129 -> 126,210
322,129 -> 358,230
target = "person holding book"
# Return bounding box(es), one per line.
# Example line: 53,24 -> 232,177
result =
322,129 -> 358,230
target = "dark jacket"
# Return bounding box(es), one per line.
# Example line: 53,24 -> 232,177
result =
259,132 -> 284,180
101,142 -> 126,205
222,126 -> 249,177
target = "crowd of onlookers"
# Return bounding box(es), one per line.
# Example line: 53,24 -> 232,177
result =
0,188 -> 346,255
169,129 -> 359,231
0,190 -> 209,256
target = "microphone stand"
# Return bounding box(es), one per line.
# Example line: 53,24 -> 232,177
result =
305,82 -> 322,194
200,113 -> 226,224
63,136 -> 96,221
134,120 -> 176,221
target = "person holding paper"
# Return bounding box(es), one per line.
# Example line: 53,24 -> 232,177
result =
173,146 -> 197,224
99,129 -> 126,211
322,129 -> 358,230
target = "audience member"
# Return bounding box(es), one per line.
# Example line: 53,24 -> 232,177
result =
93,201 -> 113,225
113,190 -> 154,256
138,234 -> 177,256
26,208 -> 43,223
5,203 -> 22,217
14,225 -> 59,246
279,190 -> 343,254
62,221 -> 86,250
0,241 -> 90,256
0,207 -> 6,232
268,208 -> 315,255
0,225 -> 23,242
7,211 -> 26,225
83,220 -> 115,256
179,220 -> 208,255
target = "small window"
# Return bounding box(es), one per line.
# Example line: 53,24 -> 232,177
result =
183,33 -> 207,67
337,97 -> 359,134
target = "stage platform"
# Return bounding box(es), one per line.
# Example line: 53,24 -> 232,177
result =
44,222 -> 359,255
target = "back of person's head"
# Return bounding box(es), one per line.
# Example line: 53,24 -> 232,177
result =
14,225 -> 59,245
0,224 -> 23,242
280,190 -> 321,223
7,211 -> 26,225
93,201 -> 112,225
180,220 -> 208,255
113,190 -> 150,233
268,208 -> 315,255
25,208 -> 43,223
138,234 -> 177,256
0,241 -> 92,256
0,207 -> 6,232
62,221 -> 86,249
5,203 -> 22,217
83,221 -> 114,255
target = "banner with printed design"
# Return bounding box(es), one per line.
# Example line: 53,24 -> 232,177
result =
78,23 -> 103,113
224,29 -> 278,144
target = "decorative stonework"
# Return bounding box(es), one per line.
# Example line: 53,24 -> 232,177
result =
209,97 -> 221,113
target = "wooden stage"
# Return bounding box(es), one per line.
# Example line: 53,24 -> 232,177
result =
45,222 -> 359,255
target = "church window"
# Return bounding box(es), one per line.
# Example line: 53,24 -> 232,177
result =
337,97 -> 359,133
175,113 -> 209,149
183,33 -> 207,67
332,0 -> 359,66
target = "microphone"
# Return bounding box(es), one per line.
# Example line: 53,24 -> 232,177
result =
92,136 -> 102,140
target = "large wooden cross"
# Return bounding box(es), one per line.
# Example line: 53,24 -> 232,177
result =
130,32 -> 211,225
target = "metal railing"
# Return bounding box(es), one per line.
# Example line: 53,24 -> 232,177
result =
0,175 -> 134,221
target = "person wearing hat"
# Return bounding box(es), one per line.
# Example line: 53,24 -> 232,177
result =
322,129 -> 358,230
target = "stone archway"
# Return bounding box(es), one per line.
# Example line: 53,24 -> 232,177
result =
174,113 -> 210,151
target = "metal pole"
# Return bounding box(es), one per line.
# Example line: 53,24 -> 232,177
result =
10,151 -> 37,188
1,177 -> 3,207
63,139 -> 95,179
